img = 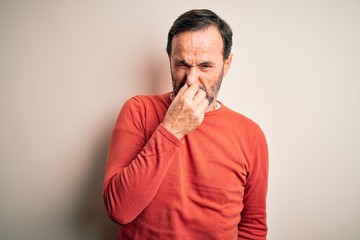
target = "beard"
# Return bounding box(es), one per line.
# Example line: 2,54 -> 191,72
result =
171,69 -> 224,105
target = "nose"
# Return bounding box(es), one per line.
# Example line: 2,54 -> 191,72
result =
186,67 -> 199,86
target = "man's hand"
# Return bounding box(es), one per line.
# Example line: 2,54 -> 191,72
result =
162,84 -> 210,139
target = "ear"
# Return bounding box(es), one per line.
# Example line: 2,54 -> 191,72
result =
223,53 -> 233,76
167,52 -> 172,65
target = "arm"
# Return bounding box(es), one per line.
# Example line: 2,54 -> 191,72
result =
103,98 -> 182,224
103,84 -> 209,225
238,127 -> 269,239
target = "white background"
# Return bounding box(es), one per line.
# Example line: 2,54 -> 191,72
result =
1,1 -> 359,239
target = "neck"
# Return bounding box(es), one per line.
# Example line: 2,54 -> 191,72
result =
205,100 -> 220,112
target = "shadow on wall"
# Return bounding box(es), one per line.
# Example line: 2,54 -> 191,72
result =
142,49 -> 172,95
73,122 -> 119,240
72,52 -> 171,239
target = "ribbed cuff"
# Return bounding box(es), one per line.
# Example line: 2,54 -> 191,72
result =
157,124 -> 183,147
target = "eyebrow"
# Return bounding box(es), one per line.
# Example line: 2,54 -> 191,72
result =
199,61 -> 215,66
174,60 -> 215,66
174,60 -> 190,66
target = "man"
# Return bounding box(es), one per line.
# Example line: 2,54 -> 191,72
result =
103,9 -> 268,239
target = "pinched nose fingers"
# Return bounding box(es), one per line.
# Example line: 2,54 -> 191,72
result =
193,87 -> 207,105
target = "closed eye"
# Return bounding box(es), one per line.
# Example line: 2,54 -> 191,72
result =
199,62 -> 215,70
174,60 -> 190,69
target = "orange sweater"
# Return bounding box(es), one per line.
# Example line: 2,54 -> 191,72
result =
103,93 -> 268,239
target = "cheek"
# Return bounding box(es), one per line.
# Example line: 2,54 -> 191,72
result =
199,72 -> 219,86
172,69 -> 186,81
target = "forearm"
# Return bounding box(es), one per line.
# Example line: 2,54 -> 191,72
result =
238,127 -> 269,239
103,124 -> 181,224
238,207 -> 267,239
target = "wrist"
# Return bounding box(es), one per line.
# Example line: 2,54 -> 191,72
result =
161,122 -> 185,139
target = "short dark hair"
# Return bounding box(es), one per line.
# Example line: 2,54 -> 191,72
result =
166,9 -> 233,59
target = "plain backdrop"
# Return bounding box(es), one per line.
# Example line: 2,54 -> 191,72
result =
1,1 -> 359,239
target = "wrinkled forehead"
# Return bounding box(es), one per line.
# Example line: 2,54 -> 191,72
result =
171,26 -> 224,59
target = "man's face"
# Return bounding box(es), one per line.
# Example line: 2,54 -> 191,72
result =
169,25 -> 232,105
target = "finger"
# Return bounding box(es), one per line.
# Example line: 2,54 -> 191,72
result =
182,83 -> 199,99
193,88 -> 206,104
173,83 -> 188,100
197,97 -> 210,112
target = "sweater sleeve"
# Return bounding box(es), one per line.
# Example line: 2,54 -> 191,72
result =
238,127 -> 269,239
103,97 -> 182,224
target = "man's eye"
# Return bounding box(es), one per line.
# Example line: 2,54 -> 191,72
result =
175,63 -> 188,69
200,64 -> 212,69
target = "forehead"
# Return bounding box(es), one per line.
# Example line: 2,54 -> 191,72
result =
171,26 -> 223,59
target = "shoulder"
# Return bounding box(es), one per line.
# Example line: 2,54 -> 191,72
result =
120,93 -> 171,132
220,103 -> 260,130
125,92 -> 171,108
121,92 -> 171,112
219,103 -> 267,142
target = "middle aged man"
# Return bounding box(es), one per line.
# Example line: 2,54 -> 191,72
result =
103,9 -> 269,239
